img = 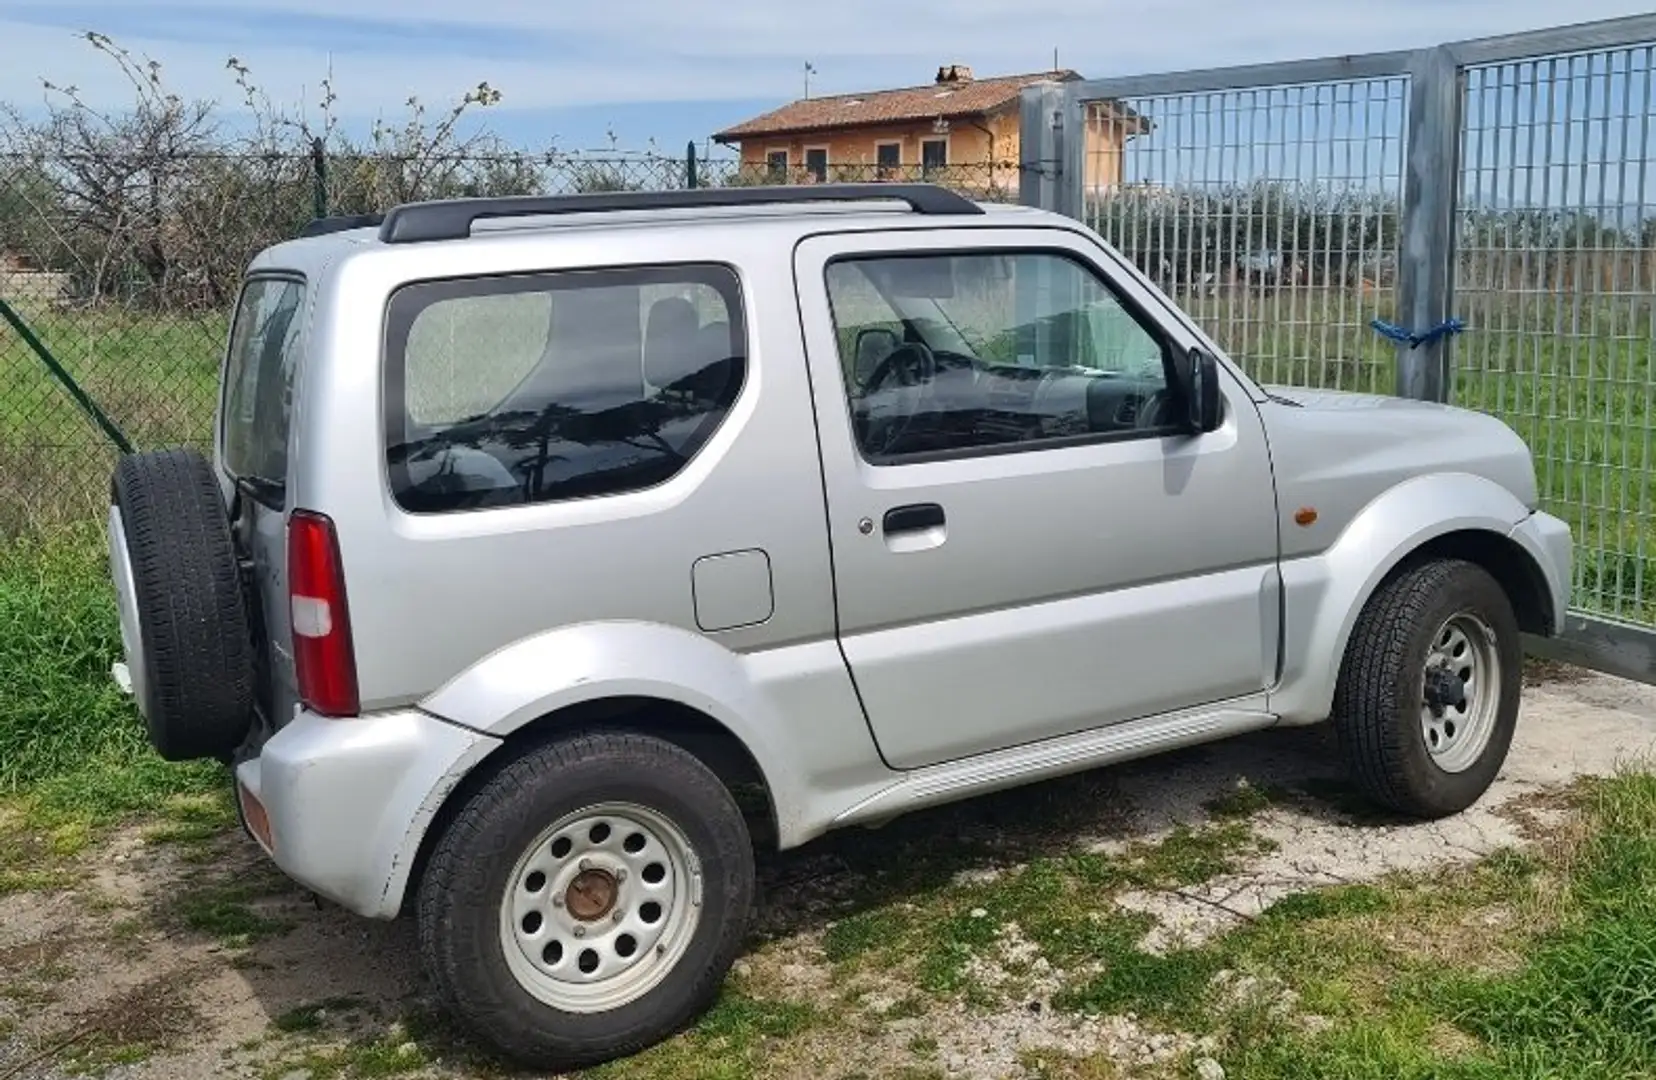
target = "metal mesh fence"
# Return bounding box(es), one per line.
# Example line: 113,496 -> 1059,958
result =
1083,77 -> 1409,394
0,151 -> 1013,535
1454,43 -> 1656,625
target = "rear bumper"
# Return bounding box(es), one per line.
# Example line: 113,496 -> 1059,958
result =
235,708 -> 500,919
1510,509 -> 1573,636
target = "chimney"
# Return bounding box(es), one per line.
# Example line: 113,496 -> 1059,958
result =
935,63 -> 974,85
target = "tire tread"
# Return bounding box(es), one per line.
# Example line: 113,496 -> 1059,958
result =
1332,556 -> 1519,818
415,730 -> 753,1071
112,448 -> 254,760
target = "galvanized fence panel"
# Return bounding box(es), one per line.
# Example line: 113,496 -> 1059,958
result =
1057,59 -> 1413,395
1036,14 -> 1656,683
1449,20 -> 1656,661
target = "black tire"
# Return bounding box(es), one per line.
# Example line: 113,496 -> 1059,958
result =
416,731 -> 755,1071
1332,557 -> 1522,819
109,448 -> 255,761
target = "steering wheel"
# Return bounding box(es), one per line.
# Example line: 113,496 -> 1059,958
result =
857,341 -> 938,456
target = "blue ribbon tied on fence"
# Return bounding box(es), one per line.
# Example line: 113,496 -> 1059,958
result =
1369,317 -> 1467,350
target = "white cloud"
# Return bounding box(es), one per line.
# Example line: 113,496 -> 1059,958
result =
2,0 -> 1653,116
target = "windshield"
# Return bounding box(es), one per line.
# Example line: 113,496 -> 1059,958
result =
220,276 -> 306,499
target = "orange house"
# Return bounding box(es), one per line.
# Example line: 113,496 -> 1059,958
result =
712,64 -> 1147,197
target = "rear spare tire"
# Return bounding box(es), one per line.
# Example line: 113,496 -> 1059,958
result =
109,448 -> 255,761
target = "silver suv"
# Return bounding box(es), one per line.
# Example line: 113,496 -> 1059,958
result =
105,184 -> 1572,1069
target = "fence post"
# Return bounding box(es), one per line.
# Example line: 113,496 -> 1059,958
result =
1019,83 -> 1065,212
1395,46 -> 1462,402
310,136 -> 328,219
686,141 -> 699,189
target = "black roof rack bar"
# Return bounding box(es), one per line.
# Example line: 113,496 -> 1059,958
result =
376,183 -> 985,244
298,213 -> 386,238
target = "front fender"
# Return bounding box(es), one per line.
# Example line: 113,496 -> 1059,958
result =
417,620 -> 825,843
1270,471 -> 1536,724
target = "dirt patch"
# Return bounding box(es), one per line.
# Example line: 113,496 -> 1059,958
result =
1105,674 -> 1656,951
0,671 -> 1652,1080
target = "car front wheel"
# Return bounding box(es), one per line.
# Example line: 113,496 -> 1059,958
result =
1332,557 -> 1523,819
415,730 -> 755,1070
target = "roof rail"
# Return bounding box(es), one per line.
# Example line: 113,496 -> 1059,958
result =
376,183 -> 985,244
298,213 -> 386,238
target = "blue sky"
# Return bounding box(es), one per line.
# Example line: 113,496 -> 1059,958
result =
2,0 -> 1654,154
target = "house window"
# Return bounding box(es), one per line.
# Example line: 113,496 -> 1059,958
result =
766,149 -> 788,181
921,138 -> 948,176
875,142 -> 901,179
805,147 -> 828,182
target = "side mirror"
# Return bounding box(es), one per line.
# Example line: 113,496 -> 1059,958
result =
1178,347 -> 1223,433
854,327 -> 901,386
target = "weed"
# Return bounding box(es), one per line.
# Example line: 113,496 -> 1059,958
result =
145,791 -> 238,848
1264,884 -> 1393,923
1203,780 -> 1287,821
581,989 -> 823,1080
1057,939 -> 1224,1023
273,997 -> 365,1034
823,909 -> 902,964
1019,1049 -> 1122,1079
1127,821 -> 1264,886
176,880 -> 293,945
884,995 -> 927,1021
46,971 -> 203,1075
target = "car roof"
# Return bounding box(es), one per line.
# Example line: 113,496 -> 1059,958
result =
246,189 -> 1068,275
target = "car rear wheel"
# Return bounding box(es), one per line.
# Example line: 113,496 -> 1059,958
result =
108,448 -> 256,761
1332,557 -> 1522,819
415,731 -> 754,1071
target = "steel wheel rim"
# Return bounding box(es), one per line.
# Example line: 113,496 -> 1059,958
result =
1420,612 -> 1502,774
499,801 -> 703,1014
106,505 -> 148,712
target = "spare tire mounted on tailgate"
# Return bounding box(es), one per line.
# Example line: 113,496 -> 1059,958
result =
109,447 -> 255,761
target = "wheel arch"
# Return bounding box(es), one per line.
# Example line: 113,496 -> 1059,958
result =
396,695 -> 778,920
1391,529 -> 1555,638
1272,472 -> 1548,725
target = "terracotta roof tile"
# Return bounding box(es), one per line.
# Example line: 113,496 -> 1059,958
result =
715,69 -> 1084,141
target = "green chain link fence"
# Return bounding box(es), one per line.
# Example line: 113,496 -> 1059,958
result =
0,147 -> 1016,535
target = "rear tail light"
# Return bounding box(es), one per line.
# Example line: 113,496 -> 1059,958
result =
287,509 -> 360,717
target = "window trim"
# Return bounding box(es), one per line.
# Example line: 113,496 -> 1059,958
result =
919,136 -> 950,173
217,269 -> 308,509
803,145 -> 830,182
765,147 -> 790,180
820,245 -> 1194,468
380,260 -> 749,516
874,141 -> 903,178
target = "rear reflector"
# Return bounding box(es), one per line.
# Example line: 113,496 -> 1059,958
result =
287,509 -> 360,717
238,781 -> 274,852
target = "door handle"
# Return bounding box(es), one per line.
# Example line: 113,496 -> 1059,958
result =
883,503 -> 945,534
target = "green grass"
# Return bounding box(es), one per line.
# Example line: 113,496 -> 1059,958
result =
0,526 -> 224,859
581,990 -> 822,1080
1196,771 -> 1656,1079
1,304 -> 224,532
173,872 -> 295,946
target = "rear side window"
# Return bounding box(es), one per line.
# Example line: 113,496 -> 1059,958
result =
383,264 -> 746,513
221,276 -> 306,492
